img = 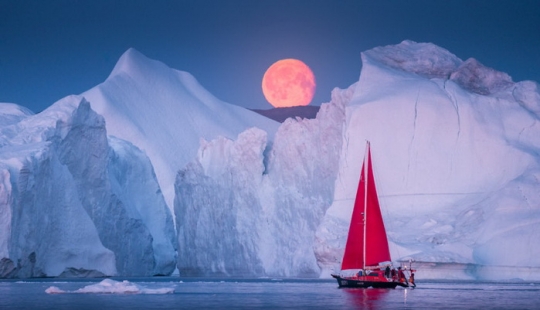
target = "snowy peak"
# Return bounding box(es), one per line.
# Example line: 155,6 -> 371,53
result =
363,40 -> 463,79
0,103 -> 34,125
105,48 -> 250,116
363,40 -> 517,96
108,48 -> 161,79
450,58 -> 514,95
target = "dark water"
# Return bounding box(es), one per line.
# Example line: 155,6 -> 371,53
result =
1,277 -> 540,309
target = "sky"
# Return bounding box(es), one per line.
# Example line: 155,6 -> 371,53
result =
1,0 -> 539,113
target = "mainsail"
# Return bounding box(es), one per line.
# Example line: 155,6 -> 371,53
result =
341,142 -> 391,270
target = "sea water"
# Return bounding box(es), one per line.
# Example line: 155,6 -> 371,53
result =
1,277 -> 540,309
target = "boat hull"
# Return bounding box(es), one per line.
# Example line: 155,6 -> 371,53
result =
331,274 -> 408,289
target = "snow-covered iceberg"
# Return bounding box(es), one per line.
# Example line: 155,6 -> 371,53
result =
0,96 -> 176,278
315,41 -> 540,280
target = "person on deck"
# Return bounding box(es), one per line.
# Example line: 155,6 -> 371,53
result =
398,267 -> 407,284
385,266 -> 391,278
409,272 -> 415,287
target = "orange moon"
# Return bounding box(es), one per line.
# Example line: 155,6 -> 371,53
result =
262,59 -> 316,108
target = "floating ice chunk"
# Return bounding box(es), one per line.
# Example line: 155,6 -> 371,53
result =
45,286 -> 65,294
45,279 -> 174,294
75,279 -> 140,294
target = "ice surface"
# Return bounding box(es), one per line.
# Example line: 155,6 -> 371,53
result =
45,279 -> 174,294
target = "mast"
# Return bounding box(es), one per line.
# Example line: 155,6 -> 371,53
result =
363,141 -> 369,271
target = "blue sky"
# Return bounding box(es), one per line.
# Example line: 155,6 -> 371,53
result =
1,0 -> 539,112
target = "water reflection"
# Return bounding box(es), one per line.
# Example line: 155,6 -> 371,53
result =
403,288 -> 408,305
342,288 -> 390,309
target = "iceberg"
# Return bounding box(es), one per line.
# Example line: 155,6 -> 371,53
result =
315,41 -> 540,280
0,96 -> 176,278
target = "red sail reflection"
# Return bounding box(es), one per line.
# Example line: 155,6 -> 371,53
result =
342,288 -> 390,309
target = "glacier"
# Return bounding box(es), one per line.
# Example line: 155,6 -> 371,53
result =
1,41 -> 539,281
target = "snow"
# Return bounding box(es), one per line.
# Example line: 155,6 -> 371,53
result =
2,41 -> 540,281
0,103 -> 33,128
45,279 -> 174,294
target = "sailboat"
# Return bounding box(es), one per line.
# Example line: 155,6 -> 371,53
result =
331,141 -> 415,288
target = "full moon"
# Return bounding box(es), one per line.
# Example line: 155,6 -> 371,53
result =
262,59 -> 316,108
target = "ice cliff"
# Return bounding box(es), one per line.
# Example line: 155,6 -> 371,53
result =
0,96 -> 176,278
175,99 -> 345,276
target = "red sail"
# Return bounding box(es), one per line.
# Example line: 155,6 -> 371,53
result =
341,143 -> 391,270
